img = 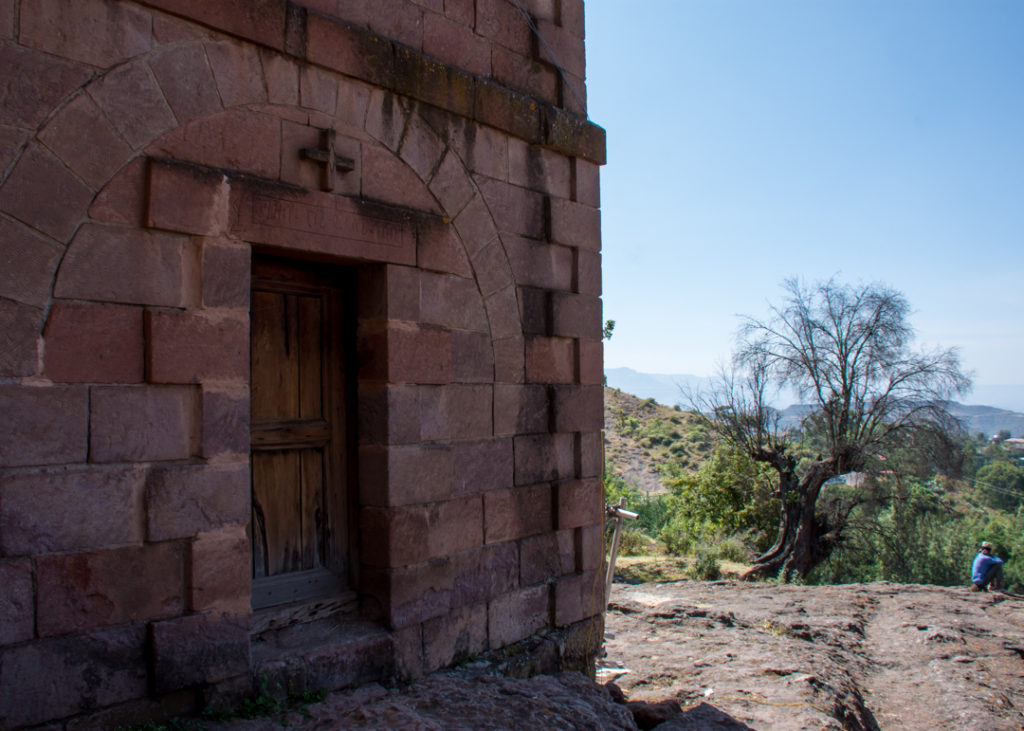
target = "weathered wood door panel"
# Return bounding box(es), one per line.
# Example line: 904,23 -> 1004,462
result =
250,258 -> 353,610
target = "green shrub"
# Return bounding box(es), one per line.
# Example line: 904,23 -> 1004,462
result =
711,534 -> 752,563
689,552 -> 721,580
659,516 -> 693,556
617,526 -> 648,556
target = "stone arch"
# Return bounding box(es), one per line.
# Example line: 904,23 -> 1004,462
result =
7,33 -> 525,387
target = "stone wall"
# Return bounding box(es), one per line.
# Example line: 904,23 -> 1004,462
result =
0,0 -> 605,727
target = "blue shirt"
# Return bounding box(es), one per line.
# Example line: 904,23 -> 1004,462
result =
972,552 -> 1004,584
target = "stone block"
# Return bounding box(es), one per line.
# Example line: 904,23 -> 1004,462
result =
146,463 -> 249,541
422,602 -> 487,671
361,505 -> 431,568
87,61 -> 176,149
150,108 -> 281,180
359,444 -> 453,507
89,156 -> 148,226
576,248 -> 601,296
364,88 -> 408,152
488,584 -> 549,648
551,291 -> 602,339
556,478 -> 603,530
55,223 -> 189,307
451,330 -> 493,383
388,559 -> 453,628
578,430 -> 602,478
551,384 -> 603,432
300,63 -> 338,114
0,385 -> 87,468
0,44 -> 91,130
0,217 -> 62,308
477,177 -> 546,240
577,523 -> 603,572
38,93 -> 133,190
554,570 -> 602,627
519,530 -> 575,587
418,220 -> 472,280
526,336 -> 575,384
0,624 -> 148,728
142,0 -> 286,49
509,140 -> 572,199
451,438 -> 514,497
0,298 -> 42,377
393,47 -> 477,120
89,385 -> 196,462
578,339 -> 603,386
543,107 -> 605,165
444,0 -> 474,25
469,237 -> 514,297
573,158 -> 601,208
428,495 -> 484,557
336,76 -> 372,128
20,0 -> 151,67
492,335 -> 525,384
519,285 -> 549,336
474,79 -> 542,146
0,143 -> 93,241
307,9 -> 395,87
419,385 -> 493,441
503,234 -> 573,291
533,18 -> 585,78
494,384 -> 549,436
451,542 -> 517,607
0,465 -> 144,556
547,197 -> 600,251
188,525 -> 250,616
362,143 -> 440,213
475,0 -> 531,52
513,433 -> 574,486
424,10 -> 490,75
36,544 -> 183,637
150,614 -> 250,694
201,241 -> 250,309
383,323 -> 452,385
484,285 -> 522,341
491,44 -> 558,105
391,622 -> 424,681
0,560 -> 33,645
400,115 -> 447,182
452,195 -> 499,258
148,43 -> 223,124
357,384 -> 421,445
44,302 -> 144,383
261,48 -> 299,105
206,39 -> 267,107
201,387 -> 249,458
483,484 -> 552,543
420,272 -> 488,331
146,311 -> 248,384
427,150 -> 475,220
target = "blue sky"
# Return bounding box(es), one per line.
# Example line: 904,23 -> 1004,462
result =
584,1 -> 1024,389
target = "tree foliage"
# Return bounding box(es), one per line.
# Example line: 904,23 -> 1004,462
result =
695,278 -> 971,580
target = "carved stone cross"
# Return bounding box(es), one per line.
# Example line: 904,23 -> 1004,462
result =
300,128 -> 355,192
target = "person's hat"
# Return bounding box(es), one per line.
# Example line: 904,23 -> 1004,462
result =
981,541 -> 994,550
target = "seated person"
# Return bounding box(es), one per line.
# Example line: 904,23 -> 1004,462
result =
971,541 -> 1004,591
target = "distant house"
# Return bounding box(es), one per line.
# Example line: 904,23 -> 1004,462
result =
1004,438 -> 1024,451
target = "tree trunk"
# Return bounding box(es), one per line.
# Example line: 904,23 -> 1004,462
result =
742,465 -> 835,581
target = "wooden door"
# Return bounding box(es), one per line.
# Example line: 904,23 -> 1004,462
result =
250,258 -> 353,610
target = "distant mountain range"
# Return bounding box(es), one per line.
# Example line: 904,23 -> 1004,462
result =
605,367 -> 1024,437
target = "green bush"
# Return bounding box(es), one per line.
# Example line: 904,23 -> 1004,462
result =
617,526 -> 648,556
711,534 -> 752,563
689,552 -> 721,580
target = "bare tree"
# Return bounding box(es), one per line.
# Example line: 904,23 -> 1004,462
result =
696,278 -> 971,580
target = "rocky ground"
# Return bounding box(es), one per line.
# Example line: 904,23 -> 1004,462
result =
604,580 -> 1024,730
210,581 -> 1024,730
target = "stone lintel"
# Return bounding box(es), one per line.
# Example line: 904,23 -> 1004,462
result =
229,182 -> 417,266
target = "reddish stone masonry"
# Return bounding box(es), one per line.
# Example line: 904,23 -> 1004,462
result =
0,0 -> 605,727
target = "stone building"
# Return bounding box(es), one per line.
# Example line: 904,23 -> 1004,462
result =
0,0 -> 605,727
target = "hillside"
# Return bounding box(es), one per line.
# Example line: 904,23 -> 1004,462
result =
603,387 -> 714,495
606,367 -> 1024,436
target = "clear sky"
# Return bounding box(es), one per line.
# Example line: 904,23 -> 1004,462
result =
584,0 -> 1024,389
